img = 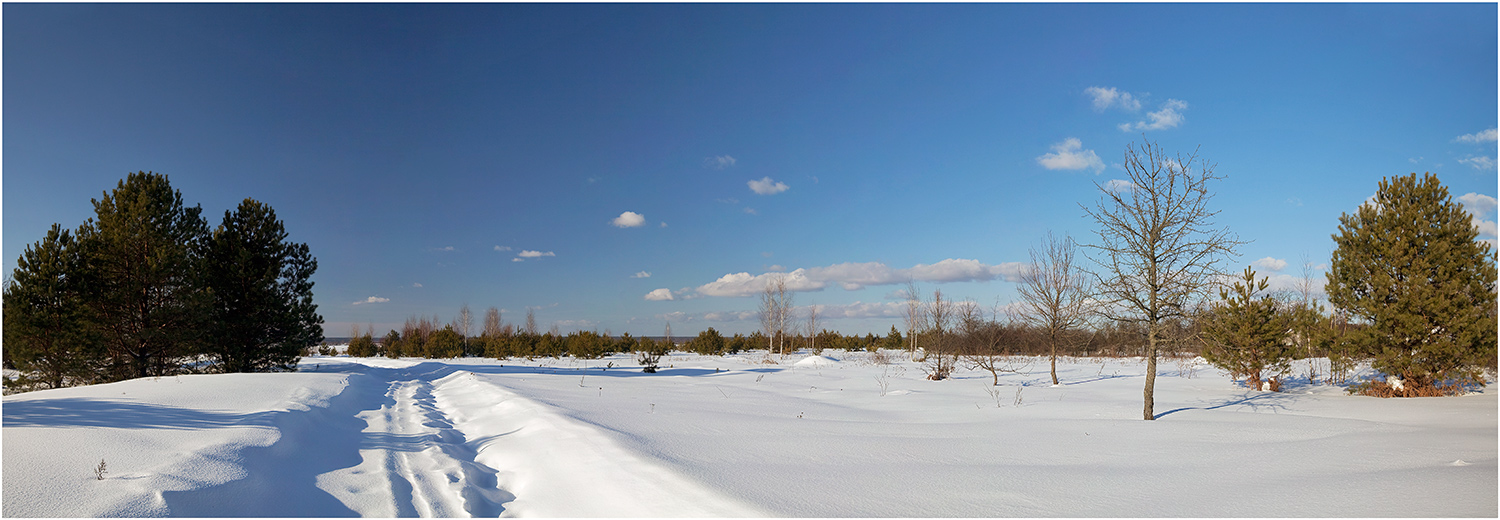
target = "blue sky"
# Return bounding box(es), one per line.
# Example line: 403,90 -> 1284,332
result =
5,3 -> 1496,337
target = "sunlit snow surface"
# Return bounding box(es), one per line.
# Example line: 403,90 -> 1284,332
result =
4,353 -> 1495,517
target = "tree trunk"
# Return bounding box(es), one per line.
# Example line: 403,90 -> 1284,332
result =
1143,326 -> 1158,420
1049,334 -> 1059,386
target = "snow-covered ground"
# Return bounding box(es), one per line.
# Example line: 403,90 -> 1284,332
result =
3,351 -> 1495,517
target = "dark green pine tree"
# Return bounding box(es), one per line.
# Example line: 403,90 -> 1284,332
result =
1200,266 -> 1291,391
76,172 -> 211,379
1326,172 -> 1498,394
3,224 -> 105,389
203,198 -> 324,372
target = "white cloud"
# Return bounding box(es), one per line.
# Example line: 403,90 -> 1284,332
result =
1456,128 -> 1498,144
644,288 -> 675,301
765,264 -> 786,272
1084,86 -> 1141,112
512,258 -> 524,262
660,222 -> 668,228
1260,273 -> 1327,298
1036,138 -> 1105,174
494,245 -> 512,252
352,296 -> 390,305
657,302 -> 904,324
632,271 -> 652,279
1459,193 -> 1498,216
437,246 -> 455,252
1121,99 -> 1188,131
612,211 -> 646,228
1104,179 -> 1135,193
1252,257 -> 1289,272
743,207 -> 758,215
691,259 -> 1027,298
412,283 -> 423,288
1458,156 -> 1496,171
748,177 -> 790,195
518,250 -> 555,258
705,155 -> 737,169
1457,193 -> 1499,238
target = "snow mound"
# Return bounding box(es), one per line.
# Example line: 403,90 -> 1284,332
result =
793,355 -> 840,367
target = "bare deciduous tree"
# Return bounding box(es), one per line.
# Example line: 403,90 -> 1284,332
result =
902,281 -> 925,361
1016,232 -> 1094,386
456,304 -> 472,339
805,303 -> 821,354
1082,140 -> 1242,420
775,276 -> 794,357
524,308 -> 538,335
921,290 -> 958,380
962,304 -> 1025,386
759,275 -> 779,355
483,307 -> 503,337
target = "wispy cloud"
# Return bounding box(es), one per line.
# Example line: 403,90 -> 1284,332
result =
748,177 -> 790,195
1252,257 -> 1289,272
1036,138 -> 1105,174
743,207 -> 758,215
1458,156 -> 1496,171
691,259 -> 1027,298
1455,128 -> 1498,144
1084,86 -> 1141,112
494,245 -> 512,252
1120,99 -> 1188,131
518,250 -> 555,258
632,271 -> 652,279
705,155 -> 737,169
612,211 -> 646,228
412,283 -> 423,288
512,258 -> 525,262
1103,179 -> 1135,193
644,288 -> 675,301
352,296 -> 390,305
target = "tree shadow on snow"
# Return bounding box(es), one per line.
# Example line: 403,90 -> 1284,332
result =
3,398 -> 262,430
1154,390 -> 1296,419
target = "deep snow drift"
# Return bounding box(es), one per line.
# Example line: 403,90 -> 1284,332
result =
3,351 -> 1495,517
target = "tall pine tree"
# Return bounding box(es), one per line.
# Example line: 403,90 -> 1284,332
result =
76,172 -> 211,379
1326,172 -> 1498,394
203,198 -> 324,372
3,224 -> 104,389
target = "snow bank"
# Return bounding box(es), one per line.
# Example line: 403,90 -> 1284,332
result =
792,355 -> 840,367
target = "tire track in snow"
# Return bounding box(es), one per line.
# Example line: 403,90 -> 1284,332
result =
318,364 -> 513,517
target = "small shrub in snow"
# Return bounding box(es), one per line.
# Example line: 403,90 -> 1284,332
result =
94,459 -> 107,480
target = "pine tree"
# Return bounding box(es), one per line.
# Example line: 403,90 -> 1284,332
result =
3,224 -> 104,389
203,198 -> 324,372
427,326 -> 465,358
75,172 -> 211,379
690,328 -> 726,356
381,330 -> 402,358
1326,172 -> 1498,394
1200,267 -> 1291,391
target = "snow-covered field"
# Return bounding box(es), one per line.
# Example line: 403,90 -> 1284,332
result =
3,351 -> 1495,517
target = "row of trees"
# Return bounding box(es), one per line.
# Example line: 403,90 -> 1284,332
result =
4,172 -> 324,391
1071,143 -> 1493,414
